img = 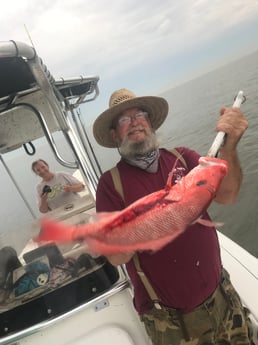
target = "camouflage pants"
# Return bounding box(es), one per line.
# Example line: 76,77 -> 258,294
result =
141,269 -> 253,345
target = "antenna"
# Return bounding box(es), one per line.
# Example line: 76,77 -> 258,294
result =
24,24 -> 36,49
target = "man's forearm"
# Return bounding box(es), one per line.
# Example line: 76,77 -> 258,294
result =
215,149 -> 242,204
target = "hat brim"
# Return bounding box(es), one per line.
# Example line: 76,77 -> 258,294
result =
93,96 -> 169,148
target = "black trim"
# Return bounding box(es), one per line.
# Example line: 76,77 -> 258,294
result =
0,262 -> 119,337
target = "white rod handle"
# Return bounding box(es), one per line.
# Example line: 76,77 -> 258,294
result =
207,91 -> 244,158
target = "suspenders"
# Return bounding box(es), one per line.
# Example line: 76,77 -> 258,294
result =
109,149 -> 187,308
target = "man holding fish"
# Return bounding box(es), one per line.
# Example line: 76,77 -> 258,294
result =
38,88 -> 253,344
92,89 -> 253,345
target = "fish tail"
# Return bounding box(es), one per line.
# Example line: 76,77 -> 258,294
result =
37,218 -> 76,243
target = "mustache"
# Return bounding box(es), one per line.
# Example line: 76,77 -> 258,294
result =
126,125 -> 147,136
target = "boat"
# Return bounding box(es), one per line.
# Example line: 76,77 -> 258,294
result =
0,40 -> 257,345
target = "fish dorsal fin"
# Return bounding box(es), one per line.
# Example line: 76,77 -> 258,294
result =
194,217 -> 224,228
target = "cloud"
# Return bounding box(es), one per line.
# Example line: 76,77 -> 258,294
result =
1,0 -> 258,95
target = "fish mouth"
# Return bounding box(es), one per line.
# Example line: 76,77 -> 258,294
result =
199,157 -> 228,172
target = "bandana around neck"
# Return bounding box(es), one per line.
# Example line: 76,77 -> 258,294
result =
123,148 -> 160,173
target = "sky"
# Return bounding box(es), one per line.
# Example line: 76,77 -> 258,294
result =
1,0 -> 258,124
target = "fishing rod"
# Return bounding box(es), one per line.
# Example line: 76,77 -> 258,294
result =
207,90 -> 245,158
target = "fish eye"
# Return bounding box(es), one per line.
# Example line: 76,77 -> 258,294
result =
196,180 -> 207,186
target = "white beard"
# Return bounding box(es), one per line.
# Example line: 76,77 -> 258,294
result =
119,127 -> 159,159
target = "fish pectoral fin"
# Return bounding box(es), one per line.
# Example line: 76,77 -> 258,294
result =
162,182 -> 185,202
194,217 -> 223,228
166,189 -> 184,202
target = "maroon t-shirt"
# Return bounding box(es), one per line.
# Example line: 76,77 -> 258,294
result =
96,147 -> 222,314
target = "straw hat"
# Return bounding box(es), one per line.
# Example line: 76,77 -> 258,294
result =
93,88 -> 169,148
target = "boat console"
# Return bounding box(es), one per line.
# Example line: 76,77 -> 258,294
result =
0,41 -> 150,345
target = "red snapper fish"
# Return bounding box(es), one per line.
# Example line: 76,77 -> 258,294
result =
37,157 -> 228,255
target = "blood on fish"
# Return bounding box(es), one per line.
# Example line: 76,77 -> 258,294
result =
37,157 -> 228,255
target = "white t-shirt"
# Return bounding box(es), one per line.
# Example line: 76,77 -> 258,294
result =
36,172 -> 82,211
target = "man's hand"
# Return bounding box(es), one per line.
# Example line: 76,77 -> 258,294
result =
217,107 -> 248,153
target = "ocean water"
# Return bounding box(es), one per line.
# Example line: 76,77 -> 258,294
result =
1,50 -> 258,258
158,50 -> 258,258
